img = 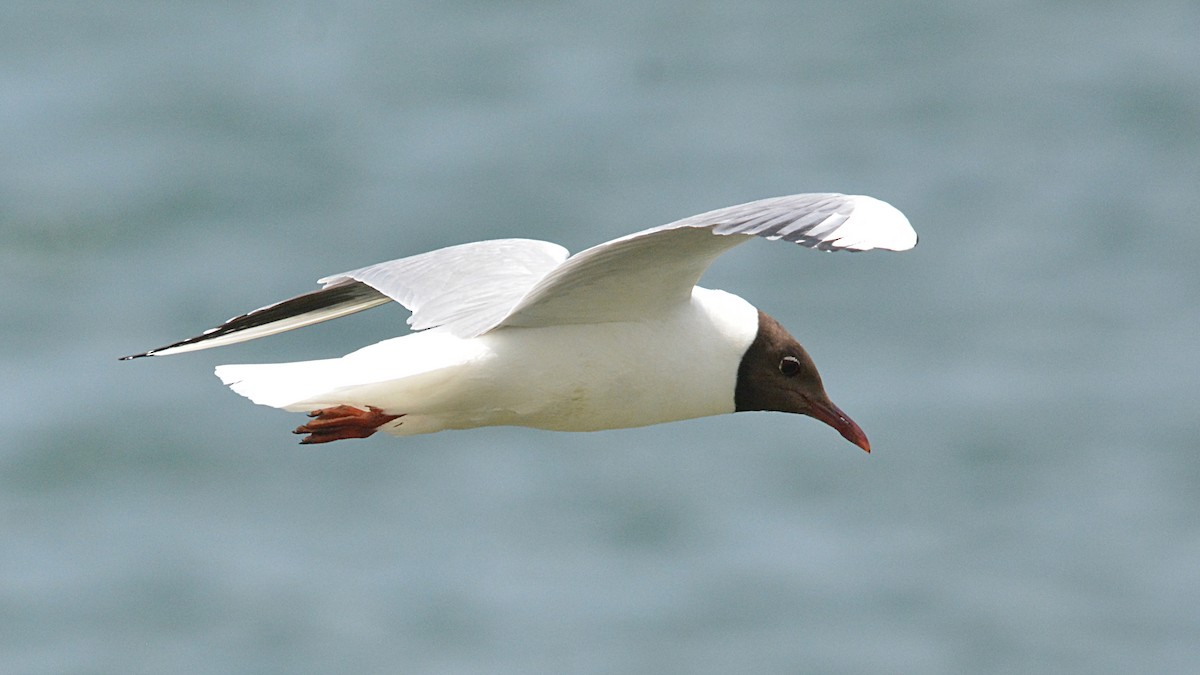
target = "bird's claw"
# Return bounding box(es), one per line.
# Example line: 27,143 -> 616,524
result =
293,405 -> 402,444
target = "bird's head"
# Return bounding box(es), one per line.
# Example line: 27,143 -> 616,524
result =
734,311 -> 870,452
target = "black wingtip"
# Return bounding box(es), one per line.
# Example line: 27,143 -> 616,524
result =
119,352 -> 151,361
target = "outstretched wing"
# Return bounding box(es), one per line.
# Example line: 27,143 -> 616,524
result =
121,193 -> 914,358
495,193 -> 915,330
121,238 -> 568,358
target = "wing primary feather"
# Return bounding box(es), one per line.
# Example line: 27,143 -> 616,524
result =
119,280 -> 391,359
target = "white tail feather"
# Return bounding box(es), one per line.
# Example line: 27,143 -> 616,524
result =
215,359 -> 349,411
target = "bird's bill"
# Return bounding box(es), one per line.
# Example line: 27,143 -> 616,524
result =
806,397 -> 871,453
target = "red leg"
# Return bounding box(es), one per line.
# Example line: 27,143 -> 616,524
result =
293,405 -> 402,444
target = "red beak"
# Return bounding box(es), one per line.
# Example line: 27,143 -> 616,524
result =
806,397 -> 871,453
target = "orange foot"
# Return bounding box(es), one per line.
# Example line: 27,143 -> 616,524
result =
293,405 -> 402,444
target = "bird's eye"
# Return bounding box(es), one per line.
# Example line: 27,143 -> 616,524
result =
779,356 -> 802,377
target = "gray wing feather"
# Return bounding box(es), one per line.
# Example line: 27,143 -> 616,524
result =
702,193 -> 878,248
123,238 -> 568,357
495,193 -> 914,330
319,238 -> 568,338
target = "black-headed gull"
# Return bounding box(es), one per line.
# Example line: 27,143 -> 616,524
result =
123,193 -> 916,450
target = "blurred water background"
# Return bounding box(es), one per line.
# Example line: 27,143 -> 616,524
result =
3,2 -> 1198,673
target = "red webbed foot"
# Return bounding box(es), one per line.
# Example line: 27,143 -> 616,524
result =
293,405 -> 402,444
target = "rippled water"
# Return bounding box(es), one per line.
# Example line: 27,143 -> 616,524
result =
3,2 -> 1198,673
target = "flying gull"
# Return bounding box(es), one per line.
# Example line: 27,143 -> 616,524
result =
122,193 -> 916,450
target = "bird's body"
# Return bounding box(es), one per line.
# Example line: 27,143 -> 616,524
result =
124,193 -> 917,450
216,286 -> 756,435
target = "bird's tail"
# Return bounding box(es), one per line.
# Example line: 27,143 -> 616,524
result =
215,358 -> 350,411
214,330 -> 482,416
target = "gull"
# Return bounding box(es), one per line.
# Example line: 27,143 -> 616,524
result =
122,193 -> 916,450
